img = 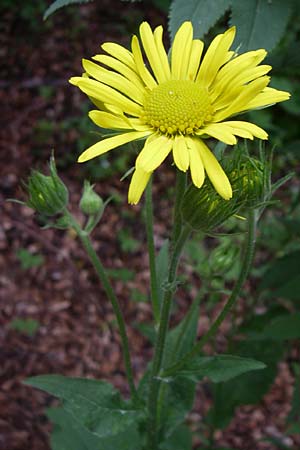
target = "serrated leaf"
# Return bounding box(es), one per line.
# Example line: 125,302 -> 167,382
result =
175,355 -> 265,383
230,0 -> 293,52
169,0 -> 231,41
25,375 -> 142,439
43,0 -> 93,20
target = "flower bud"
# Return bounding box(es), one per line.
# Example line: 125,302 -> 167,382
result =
79,180 -> 104,216
26,156 -> 68,216
230,158 -> 264,208
181,181 -> 243,232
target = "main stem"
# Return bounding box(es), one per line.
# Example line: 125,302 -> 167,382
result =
163,209 -> 257,377
65,211 -> 138,402
146,226 -> 190,450
145,178 -> 160,324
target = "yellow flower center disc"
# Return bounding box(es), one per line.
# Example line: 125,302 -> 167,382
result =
142,80 -> 214,135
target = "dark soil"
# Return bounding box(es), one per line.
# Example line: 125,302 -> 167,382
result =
1,2 -> 299,449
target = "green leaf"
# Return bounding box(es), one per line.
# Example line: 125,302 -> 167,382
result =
16,248 -> 44,269
161,377 -> 196,438
9,318 -> 40,337
160,423 -> 192,450
208,340 -> 284,429
259,250 -> 300,301
47,407 -> 104,450
169,0 -> 231,41
260,313 -> 300,340
230,0 -> 293,52
47,407 -> 143,450
25,375 -> 142,439
43,0 -> 93,20
174,355 -> 265,383
163,296 -> 200,367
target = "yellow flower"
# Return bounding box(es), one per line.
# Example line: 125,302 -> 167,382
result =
70,22 -> 290,204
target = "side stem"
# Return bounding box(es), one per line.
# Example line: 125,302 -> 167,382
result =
65,210 -> 138,402
163,209 -> 257,377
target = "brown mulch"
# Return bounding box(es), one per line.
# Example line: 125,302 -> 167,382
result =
1,2 -> 299,449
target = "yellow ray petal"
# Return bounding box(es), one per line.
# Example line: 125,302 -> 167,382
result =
136,134 -> 173,172
75,78 -> 142,117
82,59 -> 145,105
196,27 -> 236,87
214,49 -> 267,84
171,21 -> 193,79
101,42 -> 136,70
211,65 -> 272,105
78,130 -> 151,162
139,23 -> 166,83
197,123 -> 237,145
187,39 -> 204,81
128,167 -> 152,204
172,135 -> 189,171
196,139 -> 232,200
131,35 -> 157,90
153,25 -> 171,80
186,138 -> 205,188
213,76 -> 270,121
89,110 -> 133,129
92,54 -> 144,90
244,87 -> 291,110
139,22 -> 168,83
222,121 -> 268,140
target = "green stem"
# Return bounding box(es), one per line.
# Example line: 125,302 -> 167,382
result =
145,178 -> 160,324
171,170 -> 187,246
65,210 -> 138,402
146,226 -> 191,450
163,209 -> 257,377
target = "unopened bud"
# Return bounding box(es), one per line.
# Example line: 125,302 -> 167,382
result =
79,180 -> 104,216
230,159 -> 264,208
26,156 -> 68,216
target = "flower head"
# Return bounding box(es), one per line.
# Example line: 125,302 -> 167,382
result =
70,22 -> 290,204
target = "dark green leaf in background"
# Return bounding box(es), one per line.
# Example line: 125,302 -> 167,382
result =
44,0 -> 93,20
230,0 -> 293,52
169,0 -> 231,41
259,250 -> 300,302
260,313 -> 300,340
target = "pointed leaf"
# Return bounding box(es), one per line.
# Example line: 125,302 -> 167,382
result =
25,375 -> 142,438
169,0 -> 231,41
175,354 -> 266,383
44,0 -> 93,20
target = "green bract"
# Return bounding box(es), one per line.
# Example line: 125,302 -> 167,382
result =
26,156 -> 68,216
79,180 -> 104,216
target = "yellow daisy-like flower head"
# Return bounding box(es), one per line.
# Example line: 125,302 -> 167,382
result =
70,22 -> 290,204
